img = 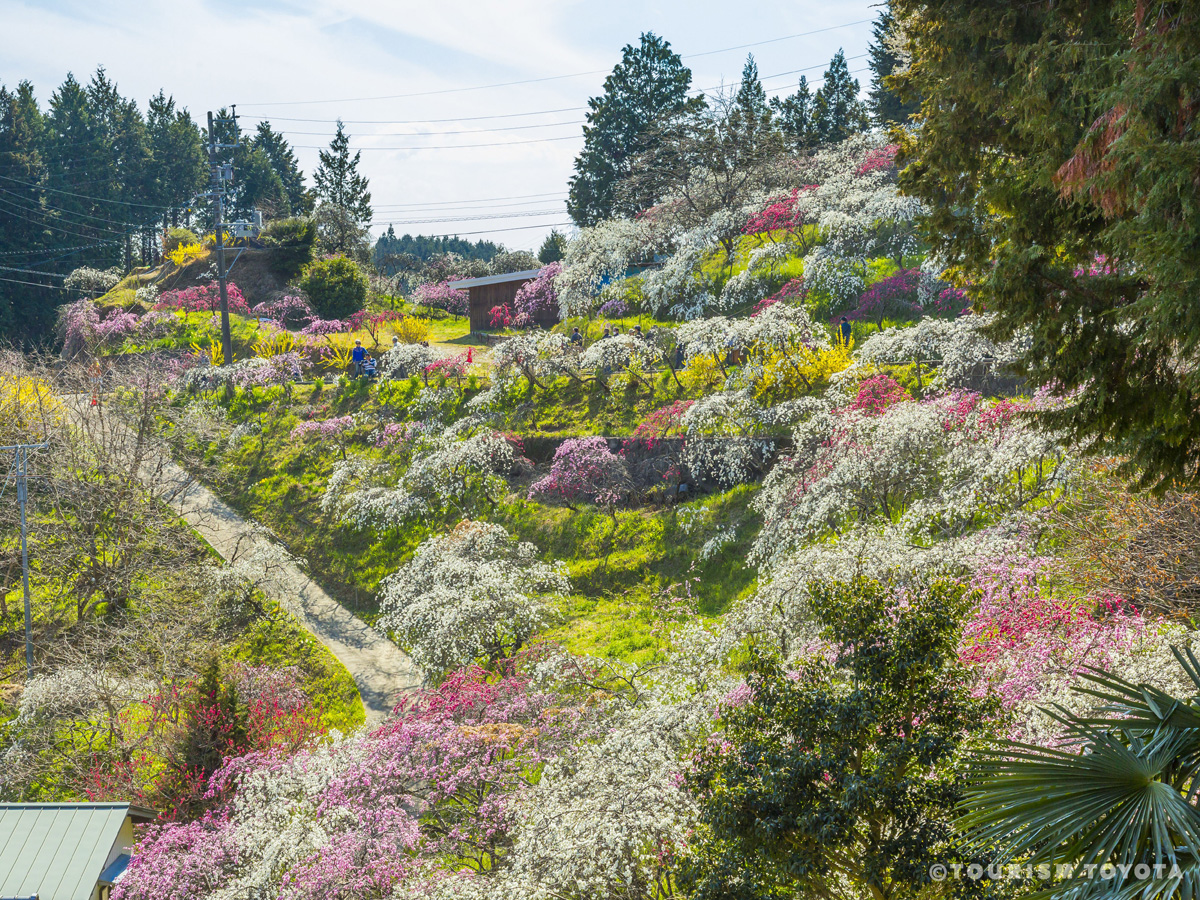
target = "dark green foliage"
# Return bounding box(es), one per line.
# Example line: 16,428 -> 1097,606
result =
683,579 -> 990,900
770,75 -> 816,153
181,660 -> 248,782
537,228 -> 568,264
313,120 -> 372,255
961,655 -> 1200,900
568,32 -> 705,225
867,6 -> 920,125
261,216 -> 316,280
298,255 -> 367,318
373,225 -> 501,269
253,121 -> 312,216
892,0 -> 1200,488
731,54 -> 773,148
813,49 -> 870,143
164,226 -> 200,253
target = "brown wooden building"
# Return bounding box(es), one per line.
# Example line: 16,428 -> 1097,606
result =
449,269 -> 559,333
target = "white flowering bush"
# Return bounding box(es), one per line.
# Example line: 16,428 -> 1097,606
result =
377,520 -> 568,675
753,382 -> 1072,569
854,313 -> 1029,388
64,265 -> 122,296
555,218 -> 665,318
325,422 -> 519,529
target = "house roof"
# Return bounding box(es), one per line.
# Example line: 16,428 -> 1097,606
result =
0,803 -> 139,900
447,268 -> 542,290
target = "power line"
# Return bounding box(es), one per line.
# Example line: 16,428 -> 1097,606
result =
278,118 -> 582,138
373,191 -> 566,208
0,264 -> 66,278
293,133 -> 583,152
376,208 -> 566,225
236,17 -> 874,107
0,172 -> 175,210
0,274 -> 71,291
389,220 -> 574,238
263,106 -> 586,125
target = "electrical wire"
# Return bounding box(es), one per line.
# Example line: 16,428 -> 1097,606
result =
236,17 -> 873,107
0,274 -> 71,291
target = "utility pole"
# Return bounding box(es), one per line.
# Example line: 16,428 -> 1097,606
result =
207,108 -> 239,365
3,442 -> 47,679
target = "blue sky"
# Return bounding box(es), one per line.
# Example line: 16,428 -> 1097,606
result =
0,0 -> 878,251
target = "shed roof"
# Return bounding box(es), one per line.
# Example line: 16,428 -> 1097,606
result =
447,268 -> 542,290
0,803 -> 134,900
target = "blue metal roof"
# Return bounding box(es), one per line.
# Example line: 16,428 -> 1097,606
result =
0,803 -> 131,900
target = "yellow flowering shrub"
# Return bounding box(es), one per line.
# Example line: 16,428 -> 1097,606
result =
0,376 -> 61,433
681,355 -> 723,393
753,340 -> 853,403
392,317 -> 430,344
254,331 -> 298,359
168,241 -> 208,267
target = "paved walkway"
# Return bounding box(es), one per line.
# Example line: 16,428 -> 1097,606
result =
70,398 -> 422,726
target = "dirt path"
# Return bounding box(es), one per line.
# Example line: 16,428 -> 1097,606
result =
69,398 -> 422,726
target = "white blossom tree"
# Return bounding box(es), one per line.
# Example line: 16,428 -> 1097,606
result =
377,521 -> 569,675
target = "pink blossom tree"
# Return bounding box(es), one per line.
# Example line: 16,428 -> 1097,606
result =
529,437 -> 632,511
512,263 -> 561,326
412,281 -> 469,318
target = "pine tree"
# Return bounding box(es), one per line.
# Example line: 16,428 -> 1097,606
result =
730,53 -> 775,156
813,49 -> 869,143
313,120 -> 372,254
0,80 -> 50,340
770,75 -> 815,153
254,122 -> 312,216
893,0 -> 1200,487
567,32 -> 704,226
537,228 -> 567,263
145,91 -> 207,218
867,7 -> 920,125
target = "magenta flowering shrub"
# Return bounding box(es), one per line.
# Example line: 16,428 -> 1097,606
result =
423,351 -> 470,384
291,415 -> 354,458
529,437 -> 632,509
837,268 -> 922,330
116,668 -> 591,900
512,263 -> 561,326
854,144 -> 899,177
250,294 -> 313,327
413,281 -> 469,317
489,304 -> 514,328
849,375 -> 911,416
299,317 -> 349,335
156,282 -> 252,316
752,278 -> 806,316
959,556 -> 1150,740
742,186 -> 817,240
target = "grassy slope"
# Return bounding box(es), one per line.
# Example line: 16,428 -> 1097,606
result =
193,375 -> 760,663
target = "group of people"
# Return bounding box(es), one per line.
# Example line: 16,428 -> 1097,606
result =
351,338 -> 380,379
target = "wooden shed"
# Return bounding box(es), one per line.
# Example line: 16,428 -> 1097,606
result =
448,269 -> 558,333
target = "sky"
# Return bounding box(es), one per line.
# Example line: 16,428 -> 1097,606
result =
0,0 -> 879,252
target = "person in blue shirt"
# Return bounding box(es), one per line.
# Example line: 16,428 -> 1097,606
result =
839,316 -> 853,346
363,355 -> 378,380
352,339 -> 367,377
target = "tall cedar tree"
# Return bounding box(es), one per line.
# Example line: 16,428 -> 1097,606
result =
731,54 -> 775,153
0,81 -> 52,339
537,229 -> 567,263
0,71 -> 212,343
813,49 -> 869,143
567,32 -> 704,225
867,6 -> 920,125
892,0 -> 1200,489
313,119 -> 372,252
253,122 -> 313,216
771,75 -> 816,153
